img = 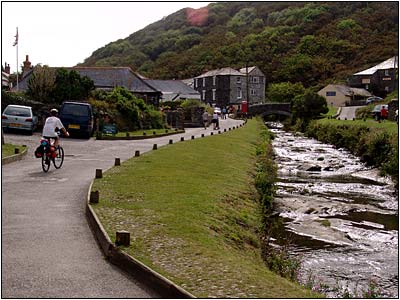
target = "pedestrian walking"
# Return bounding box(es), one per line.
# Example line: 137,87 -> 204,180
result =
202,110 -> 209,129
380,106 -> 388,121
222,107 -> 227,119
212,111 -> 219,130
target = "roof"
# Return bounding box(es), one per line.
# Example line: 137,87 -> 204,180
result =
239,66 -> 257,74
13,66 -> 159,94
145,79 -> 199,95
324,84 -> 372,97
354,56 -> 398,76
195,67 -> 244,78
71,67 -> 157,93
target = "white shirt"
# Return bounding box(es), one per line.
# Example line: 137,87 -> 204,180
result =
42,116 -> 64,137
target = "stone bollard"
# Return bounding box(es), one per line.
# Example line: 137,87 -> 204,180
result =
169,139 -> 173,144
115,230 -> 130,246
181,137 -> 184,142
90,191 -> 99,204
153,144 -> 158,150
115,158 -> 121,166
14,148 -> 19,154
135,150 -> 140,157
95,169 -> 102,179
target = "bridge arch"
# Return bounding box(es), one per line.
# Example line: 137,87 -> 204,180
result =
248,103 -> 292,118
260,110 -> 292,118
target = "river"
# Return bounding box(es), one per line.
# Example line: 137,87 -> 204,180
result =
268,123 -> 398,298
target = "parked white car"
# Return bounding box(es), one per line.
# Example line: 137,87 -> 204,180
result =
2,105 -> 38,135
214,107 -> 222,115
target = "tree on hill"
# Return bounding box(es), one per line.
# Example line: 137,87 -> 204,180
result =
78,2 -> 398,90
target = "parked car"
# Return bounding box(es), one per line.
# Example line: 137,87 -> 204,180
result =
2,105 -> 38,134
213,107 -> 222,115
371,104 -> 388,120
366,96 -> 383,104
59,101 -> 94,138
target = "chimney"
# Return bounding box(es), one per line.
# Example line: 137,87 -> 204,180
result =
22,55 -> 32,77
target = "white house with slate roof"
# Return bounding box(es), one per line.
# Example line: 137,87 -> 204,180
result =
318,84 -> 371,107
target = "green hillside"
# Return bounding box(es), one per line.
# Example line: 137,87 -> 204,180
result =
79,1 -> 398,88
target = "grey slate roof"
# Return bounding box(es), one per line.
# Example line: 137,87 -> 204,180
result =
71,67 -> 157,93
145,79 -> 199,95
239,66 -> 257,74
195,67 -> 244,78
329,84 -> 371,97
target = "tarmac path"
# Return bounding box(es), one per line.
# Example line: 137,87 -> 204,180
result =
2,117 -> 243,298
336,106 -> 364,120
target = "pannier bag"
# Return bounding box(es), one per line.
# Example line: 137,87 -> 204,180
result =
34,139 -> 49,158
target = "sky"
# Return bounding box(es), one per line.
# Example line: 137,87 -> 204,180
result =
1,1 -> 210,74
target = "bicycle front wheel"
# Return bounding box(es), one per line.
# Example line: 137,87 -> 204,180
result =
42,155 -> 50,172
53,146 -> 64,169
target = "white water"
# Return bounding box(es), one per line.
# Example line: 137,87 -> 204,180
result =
270,126 -> 398,298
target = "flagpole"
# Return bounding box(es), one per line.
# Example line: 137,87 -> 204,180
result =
13,27 -> 19,91
16,35 -> 19,92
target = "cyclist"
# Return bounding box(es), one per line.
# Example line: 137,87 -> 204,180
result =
42,108 -> 69,148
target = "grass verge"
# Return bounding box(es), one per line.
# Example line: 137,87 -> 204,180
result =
91,118 -> 318,298
2,143 -> 26,158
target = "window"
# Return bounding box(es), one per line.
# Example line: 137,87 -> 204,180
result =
252,76 -> 259,83
236,77 -> 241,84
213,76 -> 216,86
202,77 -> 205,87
326,91 -> 336,96
202,90 -> 206,101
251,89 -> 257,96
237,87 -> 242,99
212,89 -> 216,101
385,70 -> 390,76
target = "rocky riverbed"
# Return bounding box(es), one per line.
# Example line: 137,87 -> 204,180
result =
268,124 -> 398,298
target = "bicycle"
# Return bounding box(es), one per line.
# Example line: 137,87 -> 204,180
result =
40,137 -> 64,172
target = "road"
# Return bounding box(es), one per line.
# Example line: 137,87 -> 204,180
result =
336,106 -> 363,120
2,117 -> 243,298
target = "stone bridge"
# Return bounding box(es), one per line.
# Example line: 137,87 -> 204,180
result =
248,103 -> 291,118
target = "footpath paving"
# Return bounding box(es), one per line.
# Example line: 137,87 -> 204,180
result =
2,117 -> 244,298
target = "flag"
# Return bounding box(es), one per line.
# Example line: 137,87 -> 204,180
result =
13,27 -> 18,46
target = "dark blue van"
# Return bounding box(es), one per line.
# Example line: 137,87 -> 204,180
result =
59,102 -> 94,138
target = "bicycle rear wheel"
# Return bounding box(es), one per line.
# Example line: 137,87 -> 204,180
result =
53,146 -> 64,169
42,155 -> 50,172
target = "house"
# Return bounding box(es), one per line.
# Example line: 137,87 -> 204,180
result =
2,63 -> 10,90
69,67 -> 161,106
144,79 -> 200,102
239,66 -> 266,104
318,84 -> 371,107
193,66 -> 265,109
348,56 -> 398,97
14,64 -> 162,106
